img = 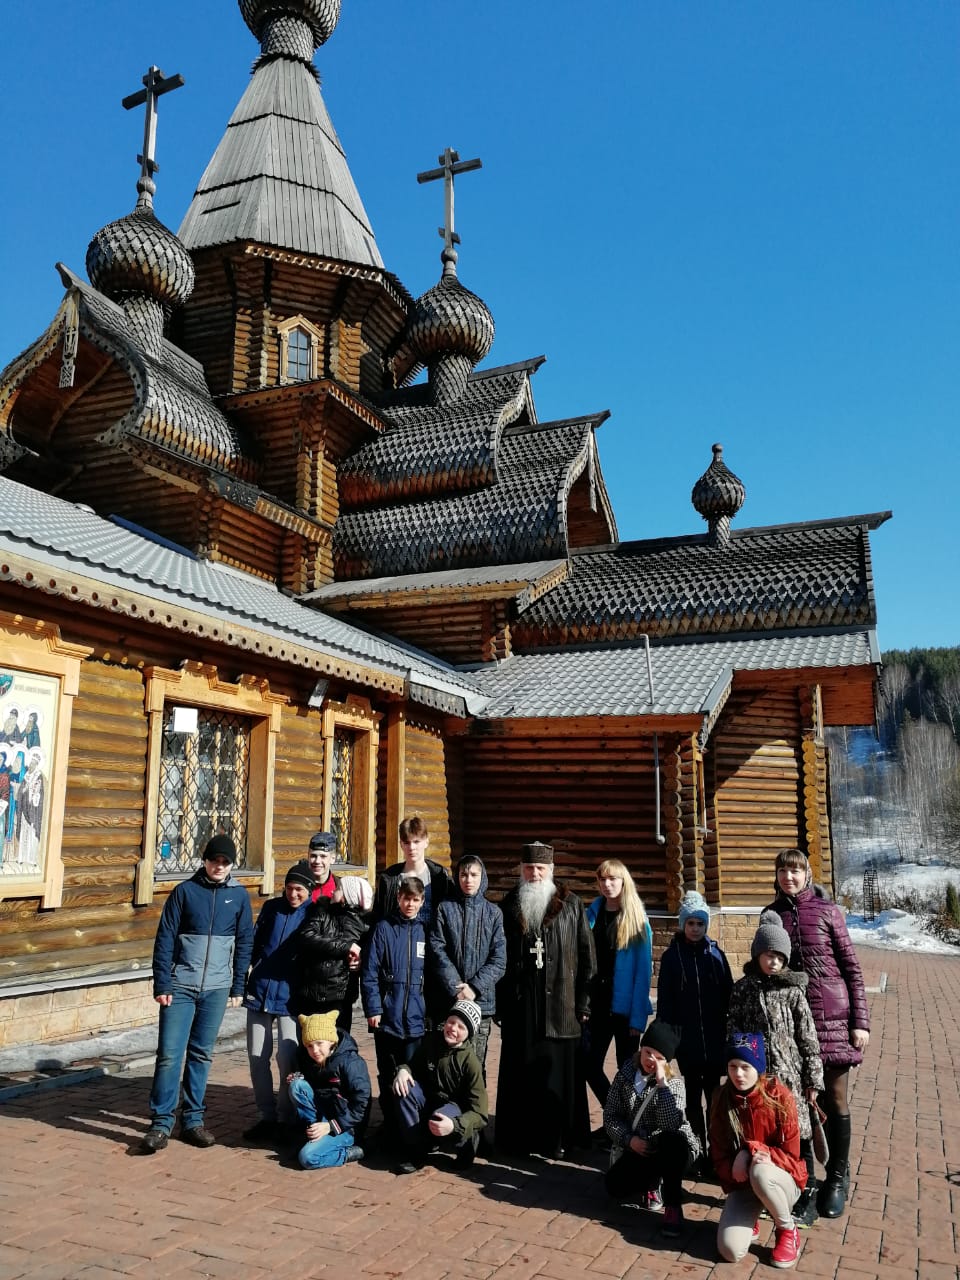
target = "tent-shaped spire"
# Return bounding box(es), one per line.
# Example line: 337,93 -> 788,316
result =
178,0 -> 382,268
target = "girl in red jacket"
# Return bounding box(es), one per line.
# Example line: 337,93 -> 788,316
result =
710,1032 -> 805,1270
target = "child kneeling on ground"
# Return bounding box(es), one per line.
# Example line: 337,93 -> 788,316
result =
391,999 -> 488,1174
710,1031 -> 806,1269
603,1019 -> 700,1238
286,1011 -> 371,1169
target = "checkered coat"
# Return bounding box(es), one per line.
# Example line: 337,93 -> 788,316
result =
603,1060 -> 701,1162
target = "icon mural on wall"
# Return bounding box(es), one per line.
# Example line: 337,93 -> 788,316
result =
0,669 -> 59,878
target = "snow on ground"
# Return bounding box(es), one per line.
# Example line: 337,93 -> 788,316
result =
846,908 -> 959,955
837,850 -> 960,955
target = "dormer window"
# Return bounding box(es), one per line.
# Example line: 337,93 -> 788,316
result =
277,315 -> 323,385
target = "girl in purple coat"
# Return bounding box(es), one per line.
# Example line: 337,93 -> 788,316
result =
767,848 -> 870,1220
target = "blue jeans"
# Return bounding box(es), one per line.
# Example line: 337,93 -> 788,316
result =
289,1076 -> 356,1169
149,987 -> 230,1133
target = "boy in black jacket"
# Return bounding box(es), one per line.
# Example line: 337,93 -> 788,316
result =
287,1011 -> 370,1168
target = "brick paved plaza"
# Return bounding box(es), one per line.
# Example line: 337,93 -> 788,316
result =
0,946 -> 957,1280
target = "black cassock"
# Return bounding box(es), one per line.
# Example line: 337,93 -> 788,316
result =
495,925 -> 590,1158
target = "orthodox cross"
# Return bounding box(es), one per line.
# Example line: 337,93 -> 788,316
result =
122,65 -> 185,204
529,935 -> 545,970
416,147 -> 482,255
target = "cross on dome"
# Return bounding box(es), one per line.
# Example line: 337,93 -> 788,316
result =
416,147 -> 482,271
121,65 -> 185,208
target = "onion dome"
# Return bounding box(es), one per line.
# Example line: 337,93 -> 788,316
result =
407,248 -> 495,405
86,204 -> 195,356
239,0 -> 341,65
691,442 -> 745,546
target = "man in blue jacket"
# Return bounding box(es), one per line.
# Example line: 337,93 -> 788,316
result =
140,834 -> 254,1153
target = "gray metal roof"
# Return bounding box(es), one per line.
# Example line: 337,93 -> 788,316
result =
470,630 -> 879,720
303,559 -> 568,605
0,475 -> 485,711
178,57 -> 382,267
515,516 -> 891,645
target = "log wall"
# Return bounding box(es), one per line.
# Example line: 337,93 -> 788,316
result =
270,702 -> 326,892
710,685 -> 803,904
402,718 -> 458,872
461,728 -> 688,905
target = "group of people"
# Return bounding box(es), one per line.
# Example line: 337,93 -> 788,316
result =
138,822 -> 869,1270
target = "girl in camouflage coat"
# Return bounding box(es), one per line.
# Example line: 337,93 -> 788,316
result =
727,911 -> 823,1226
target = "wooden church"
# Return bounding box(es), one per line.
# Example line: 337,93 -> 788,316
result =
0,0 -> 888,1049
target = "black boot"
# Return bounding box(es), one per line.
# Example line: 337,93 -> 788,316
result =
794,1139 -> 819,1227
818,1114 -> 851,1218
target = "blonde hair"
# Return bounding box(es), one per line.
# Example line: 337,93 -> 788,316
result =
596,859 -> 649,950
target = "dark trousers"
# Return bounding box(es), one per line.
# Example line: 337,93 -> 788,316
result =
605,1130 -> 693,1207
373,1030 -> 421,1143
677,1056 -> 723,1151
583,1009 -> 640,1106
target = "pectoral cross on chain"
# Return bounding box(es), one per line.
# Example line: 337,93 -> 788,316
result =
529,935 -> 545,970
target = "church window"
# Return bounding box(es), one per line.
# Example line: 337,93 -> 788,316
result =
277,315 -> 323,384
286,326 -> 313,382
321,699 -> 379,874
155,706 -> 250,875
136,665 -> 283,903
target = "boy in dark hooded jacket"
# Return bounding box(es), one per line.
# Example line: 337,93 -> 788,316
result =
286,1011 -> 370,1168
429,854 -> 506,1077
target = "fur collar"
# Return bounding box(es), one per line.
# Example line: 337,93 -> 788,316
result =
742,959 -> 809,989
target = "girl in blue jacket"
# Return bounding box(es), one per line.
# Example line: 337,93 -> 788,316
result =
584,859 -> 654,1107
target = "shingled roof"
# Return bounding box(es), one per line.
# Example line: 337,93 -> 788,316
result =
513,514 -> 891,647
335,415 -> 609,578
339,359 -> 538,508
178,54 -> 381,267
0,268 -> 250,477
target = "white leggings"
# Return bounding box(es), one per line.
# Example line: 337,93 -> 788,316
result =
717,1160 -> 800,1262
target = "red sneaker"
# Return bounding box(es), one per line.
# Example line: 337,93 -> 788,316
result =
770,1225 -> 800,1268
751,1221 -> 760,1240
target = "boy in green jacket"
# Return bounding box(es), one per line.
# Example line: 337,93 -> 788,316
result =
391,999 -> 488,1174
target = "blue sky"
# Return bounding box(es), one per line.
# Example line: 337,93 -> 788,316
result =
1,1 -> 957,651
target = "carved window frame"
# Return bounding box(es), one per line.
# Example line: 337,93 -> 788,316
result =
135,664 -> 285,904
321,697 -> 380,882
277,315 -> 323,384
0,614 -> 91,907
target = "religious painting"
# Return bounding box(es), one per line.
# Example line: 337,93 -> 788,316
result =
0,667 -> 61,884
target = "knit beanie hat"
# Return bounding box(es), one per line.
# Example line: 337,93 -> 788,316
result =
726,1029 -> 766,1076
338,875 -> 373,910
751,910 -> 792,961
640,1019 -> 682,1061
678,890 -> 710,927
522,841 -> 554,865
298,1011 -> 339,1045
203,834 -> 237,864
285,865 -> 316,891
448,999 -> 482,1040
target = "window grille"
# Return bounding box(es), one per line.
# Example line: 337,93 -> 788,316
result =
286,327 -> 312,382
330,726 -> 359,864
155,706 -> 250,875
